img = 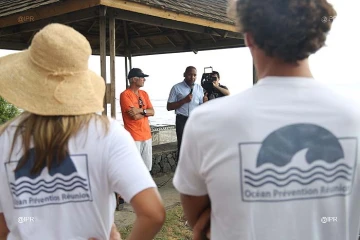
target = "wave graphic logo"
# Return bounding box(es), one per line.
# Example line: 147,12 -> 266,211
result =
5,149 -> 93,208
239,124 -> 357,202
10,173 -> 88,197
245,163 -> 352,188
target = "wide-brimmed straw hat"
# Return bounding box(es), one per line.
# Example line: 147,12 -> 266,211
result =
0,23 -> 105,116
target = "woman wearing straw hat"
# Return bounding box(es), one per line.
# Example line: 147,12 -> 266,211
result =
0,23 -> 165,240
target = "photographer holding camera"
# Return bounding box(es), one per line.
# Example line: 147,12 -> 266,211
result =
204,71 -> 230,100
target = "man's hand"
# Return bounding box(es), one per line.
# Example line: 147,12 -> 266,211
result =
203,93 -> 208,103
127,107 -> 142,117
193,207 -> 211,240
212,80 -> 220,88
183,94 -> 193,103
211,80 -> 230,96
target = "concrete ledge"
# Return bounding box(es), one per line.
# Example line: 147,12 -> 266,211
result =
151,142 -> 178,176
151,125 -> 177,146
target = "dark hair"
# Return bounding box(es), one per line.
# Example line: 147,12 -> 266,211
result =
232,0 -> 337,63
185,66 -> 196,73
212,71 -> 220,79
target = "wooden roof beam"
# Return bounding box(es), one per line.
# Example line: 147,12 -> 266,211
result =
115,40 -> 124,50
174,30 -> 197,52
0,7 -> 99,37
144,39 -> 154,48
176,31 -> 198,54
210,35 -> 217,43
129,31 -> 177,41
87,19 -> 97,33
91,38 -> 245,56
165,36 -> 177,47
109,8 -> 242,39
0,41 -> 27,50
129,25 -> 140,36
128,39 -> 245,56
100,0 -> 237,32
131,40 -> 141,50
0,0 -> 100,28
123,20 -> 130,55
183,33 -> 195,45
27,31 -> 36,44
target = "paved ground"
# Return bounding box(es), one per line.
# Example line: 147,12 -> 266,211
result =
114,173 -> 180,228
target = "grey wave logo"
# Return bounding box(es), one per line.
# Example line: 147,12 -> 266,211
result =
257,124 -> 344,167
6,148 -> 92,208
246,124 -> 351,188
239,123 -> 357,202
244,165 -> 352,188
10,148 -> 88,197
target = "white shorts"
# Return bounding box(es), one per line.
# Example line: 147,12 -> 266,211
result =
135,139 -> 152,171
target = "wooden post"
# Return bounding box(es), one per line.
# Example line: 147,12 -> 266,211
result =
109,15 -> 116,118
99,7 -> 108,115
124,20 -> 130,89
125,56 -> 129,88
129,53 -> 132,70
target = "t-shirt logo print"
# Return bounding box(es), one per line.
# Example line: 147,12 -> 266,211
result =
239,124 -> 357,202
5,148 -> 93,208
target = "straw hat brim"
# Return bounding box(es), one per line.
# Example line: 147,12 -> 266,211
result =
0,50 -> 105,116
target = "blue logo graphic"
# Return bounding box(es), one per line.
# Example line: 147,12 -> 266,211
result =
5,148 -> 92,208
239,124 -> 357,202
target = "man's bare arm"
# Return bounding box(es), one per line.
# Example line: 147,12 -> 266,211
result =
180,194 -> 210,229
0,213 -> 9,240
144,107 -> 155,117
215,85 -> 230,96
129,107 -> 154,120
193,208 -> 211,240
127,107 -> 145,120
133,114 -> 145,120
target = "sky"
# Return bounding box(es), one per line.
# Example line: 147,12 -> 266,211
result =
0,0 -> 359,124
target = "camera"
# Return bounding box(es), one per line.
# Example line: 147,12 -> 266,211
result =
200,67 -> 217,93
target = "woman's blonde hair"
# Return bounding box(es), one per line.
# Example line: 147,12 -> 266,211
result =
0,112 -> 109,175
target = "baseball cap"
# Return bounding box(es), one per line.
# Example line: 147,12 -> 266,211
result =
127,68 -> 149,79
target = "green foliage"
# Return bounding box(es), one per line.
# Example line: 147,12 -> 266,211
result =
0,97 -> 20,124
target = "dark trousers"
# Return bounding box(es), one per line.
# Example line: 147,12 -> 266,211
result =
176,114 -> 189,160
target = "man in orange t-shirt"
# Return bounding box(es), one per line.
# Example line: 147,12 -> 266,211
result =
120,68 -> 155,171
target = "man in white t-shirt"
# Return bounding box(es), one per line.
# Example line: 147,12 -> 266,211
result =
173,1 -> 360,240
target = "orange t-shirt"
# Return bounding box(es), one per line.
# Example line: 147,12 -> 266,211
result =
120,89 -> 153,141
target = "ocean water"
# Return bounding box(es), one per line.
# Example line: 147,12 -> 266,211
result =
114,99 -> 176,126
112,85 -> 360,127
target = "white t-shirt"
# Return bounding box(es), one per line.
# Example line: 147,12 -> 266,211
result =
0,117 -> 156,240
173,77 -> 360,240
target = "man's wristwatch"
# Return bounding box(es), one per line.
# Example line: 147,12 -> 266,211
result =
142,109 -> 147,116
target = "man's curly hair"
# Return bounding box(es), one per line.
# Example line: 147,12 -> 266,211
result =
228,0 -> 337,63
